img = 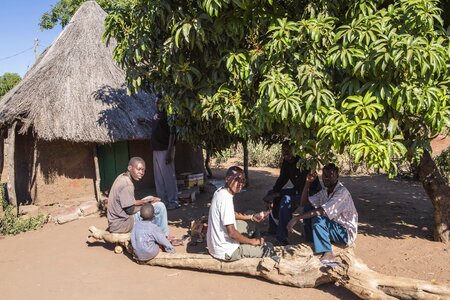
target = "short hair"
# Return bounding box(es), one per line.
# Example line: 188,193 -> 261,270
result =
323,163 -> 339,174
140,203 -> 154,221
128,157 -> 144,167
225,166 -> 245,187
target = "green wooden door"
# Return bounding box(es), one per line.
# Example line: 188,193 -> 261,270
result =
97,141 -> 129,192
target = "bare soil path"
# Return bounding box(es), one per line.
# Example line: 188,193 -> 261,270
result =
1,165 -> 449,299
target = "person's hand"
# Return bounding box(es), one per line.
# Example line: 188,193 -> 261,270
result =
251,212 -> 264,223
251,237 -> 264,246
149,196 -> 161,203
306,172 -> 318,183
287,216 -> 300,233
263,191 -> 278,205
165,151 -> 173,164
142,196 -> 160,203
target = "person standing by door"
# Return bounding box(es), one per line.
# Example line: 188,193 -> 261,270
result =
151,94 -> 180,210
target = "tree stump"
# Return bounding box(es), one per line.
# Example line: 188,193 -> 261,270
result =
87,226 -> 450,299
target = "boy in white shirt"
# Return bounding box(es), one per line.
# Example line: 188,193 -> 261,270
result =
207,166 -> 274,261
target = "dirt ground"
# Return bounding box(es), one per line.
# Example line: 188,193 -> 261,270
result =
1,160 -> 450,300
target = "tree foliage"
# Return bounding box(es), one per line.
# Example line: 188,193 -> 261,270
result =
103,0 -> 449,174
39,0 -> 132,30
0,73 -> 21,98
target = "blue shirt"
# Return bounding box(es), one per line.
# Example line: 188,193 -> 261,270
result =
131,218 -> 175,261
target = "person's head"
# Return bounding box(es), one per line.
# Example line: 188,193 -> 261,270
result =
322,163 -> 339,190
140,203 -> 154,221
281,141 -> 294,162
127,157 -> 145,181
225,166 -> 246,195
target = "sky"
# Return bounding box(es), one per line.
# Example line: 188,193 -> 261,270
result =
0,0 -> 63,77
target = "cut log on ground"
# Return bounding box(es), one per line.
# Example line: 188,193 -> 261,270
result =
88,226 -> 450,299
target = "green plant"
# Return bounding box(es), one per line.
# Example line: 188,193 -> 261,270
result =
212,142 -> 281,168
436,148 -> 450,183
0,182 -> 7,210
0,205 -> 48,236
247,143 -> 281,168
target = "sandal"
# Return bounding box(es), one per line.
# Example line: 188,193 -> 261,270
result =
170,238 -> 184,247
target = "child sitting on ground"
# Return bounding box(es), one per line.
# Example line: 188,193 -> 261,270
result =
131,203 -> 175,261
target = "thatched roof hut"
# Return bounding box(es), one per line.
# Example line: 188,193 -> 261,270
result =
0,1 -> 203,206
0,0 -> 153,142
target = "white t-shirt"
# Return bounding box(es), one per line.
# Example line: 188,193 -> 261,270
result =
309,181 -> 358,244
206,187 -> 239,260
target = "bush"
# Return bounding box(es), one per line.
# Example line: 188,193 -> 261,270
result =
212,142 -> 281,168
0,205 -> 48,236
0,182 -> 6,209
436,148 -> 450,184
246,143 -> 281,168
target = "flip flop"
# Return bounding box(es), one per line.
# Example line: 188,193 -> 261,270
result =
170,238 -> 184,247
320,259 -> 342,268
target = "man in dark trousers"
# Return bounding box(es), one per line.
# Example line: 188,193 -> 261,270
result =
151,94 -> 180,211
263,141 -> 321,245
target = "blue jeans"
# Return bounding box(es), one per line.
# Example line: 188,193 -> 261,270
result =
303,203 -> 348,253
134,201 -> 169,236
268,195 -> 295,244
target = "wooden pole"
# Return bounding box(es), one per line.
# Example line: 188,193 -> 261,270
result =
0,129 -> 6,217
6,122 -> 17,206
92,144 -> 102,202
204,149 -> 213,179
243,141 -> 249,187
0,129 -> 4,181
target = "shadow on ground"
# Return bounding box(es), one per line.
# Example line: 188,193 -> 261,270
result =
167,167 -> 435,243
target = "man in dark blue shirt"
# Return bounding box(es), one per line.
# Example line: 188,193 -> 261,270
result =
264,141 -> 321,245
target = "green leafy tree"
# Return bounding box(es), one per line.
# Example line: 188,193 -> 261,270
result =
0,73 -> 21,98
39,0 -> 132,29
102,0 -> 449,242
43,0 -> 449,242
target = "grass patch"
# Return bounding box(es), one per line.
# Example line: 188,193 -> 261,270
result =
0,182 -> 48,235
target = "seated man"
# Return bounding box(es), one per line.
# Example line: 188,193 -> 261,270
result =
106,157 -> 169,237
131,203 -> 175,262
263,141 -> 321,245
207,166 -> 274,262
287,163 -> 358,263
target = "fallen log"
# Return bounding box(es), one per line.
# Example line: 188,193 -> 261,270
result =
88,226 -> 450,299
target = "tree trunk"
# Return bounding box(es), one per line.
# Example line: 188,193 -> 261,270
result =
88,226 -> 450,299
0,129 -> 4,180
92,144 -> 102,203
6,122 -> 17,207
418,150 -> 450,243
243,141 -> 249,187
204,149 -> 213,179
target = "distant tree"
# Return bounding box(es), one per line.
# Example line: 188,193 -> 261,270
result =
0,73 -> 21,98
39,0 -> 132,29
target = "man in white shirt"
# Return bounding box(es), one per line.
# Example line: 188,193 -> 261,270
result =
207,166 -> 274,261
287,163 -> 358,263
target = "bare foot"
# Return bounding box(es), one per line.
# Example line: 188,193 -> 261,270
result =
320,252 -> 335,262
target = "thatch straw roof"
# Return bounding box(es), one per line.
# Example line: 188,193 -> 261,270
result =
0,1 -> 155,143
